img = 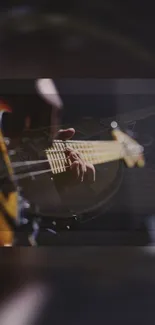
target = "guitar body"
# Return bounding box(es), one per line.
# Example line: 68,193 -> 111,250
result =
3,107 -> 144,240
0,128 -> 18,246
0,191 -> 18,246
17,162 -> 123,219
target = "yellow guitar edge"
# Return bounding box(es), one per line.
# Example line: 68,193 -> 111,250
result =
0,128 -> 18,247
111,128 -> 145,168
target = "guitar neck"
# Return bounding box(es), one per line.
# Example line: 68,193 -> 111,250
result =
46,140 -> 123,174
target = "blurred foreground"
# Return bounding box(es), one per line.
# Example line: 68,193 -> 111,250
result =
1,247 -> 155,324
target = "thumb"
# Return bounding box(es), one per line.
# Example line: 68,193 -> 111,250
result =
57,128 -> 75,140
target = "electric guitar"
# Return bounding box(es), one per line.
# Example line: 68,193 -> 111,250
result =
0,105 -> 145,246
10,122 -> 145,221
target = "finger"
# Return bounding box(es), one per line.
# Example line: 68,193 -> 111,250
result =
85,163 -> 96,183
67,150 -> 86,181
66,149 -> 80,163
66,149 -> 85,165
70,161 -> 80,180
57,128 -> 75,141
78,161 -> 86,182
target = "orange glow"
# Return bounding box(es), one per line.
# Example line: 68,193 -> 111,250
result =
0,100 -> 12,113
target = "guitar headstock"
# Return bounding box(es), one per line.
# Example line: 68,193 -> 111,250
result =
111,121 -> 145,168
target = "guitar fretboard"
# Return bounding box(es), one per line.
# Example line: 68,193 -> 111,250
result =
46,140 -> 123,174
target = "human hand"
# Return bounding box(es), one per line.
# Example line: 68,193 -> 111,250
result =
57,128 -> 96,184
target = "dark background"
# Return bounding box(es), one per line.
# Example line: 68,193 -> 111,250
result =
1,81 -> 155,246
1,2 -> 155,325
0,1 -> 155,244
0,1 -> 155,242
0,0 -> 155,77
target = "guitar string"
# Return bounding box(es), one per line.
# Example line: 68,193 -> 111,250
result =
13,149 -> 142,180
11,142 -> 123,166
10,139 -> 142,178
13,155 -> 125,180
12,149 -> 124,168
12,148 -> 123,179
12,142 -> 142,170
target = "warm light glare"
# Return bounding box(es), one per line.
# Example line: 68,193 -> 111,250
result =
0,283 -> 50,325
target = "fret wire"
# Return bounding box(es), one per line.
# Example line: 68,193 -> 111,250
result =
45,152 -> 122,162
59,141 -> 67,172
63,141 -> 71,171
68,141 -> 94,161
46,141 -> 121,152
47,148 -> 57,173
45,141 -> 124,174
83,141 -> 92,163
78,141 -> 85,161
54,141 -> 61,172
54,164 -> 71,173
54,141 -> 63,173
56,141 -> 64,172
45,153 -> 121,169
85,142 -> 90,163
47,148 -> 119,154
85,144 -> 91,162
50,148 -> 57,172
50,153 -> 119,174
46,152 -> 122,161
51,142 -> 120,152
46,147 -> 123,161
90,141 -> 97,164
46,151 -> 52,172
60,140 -> 117,146
52,143 -> 119,149
50,155 -> 123,174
